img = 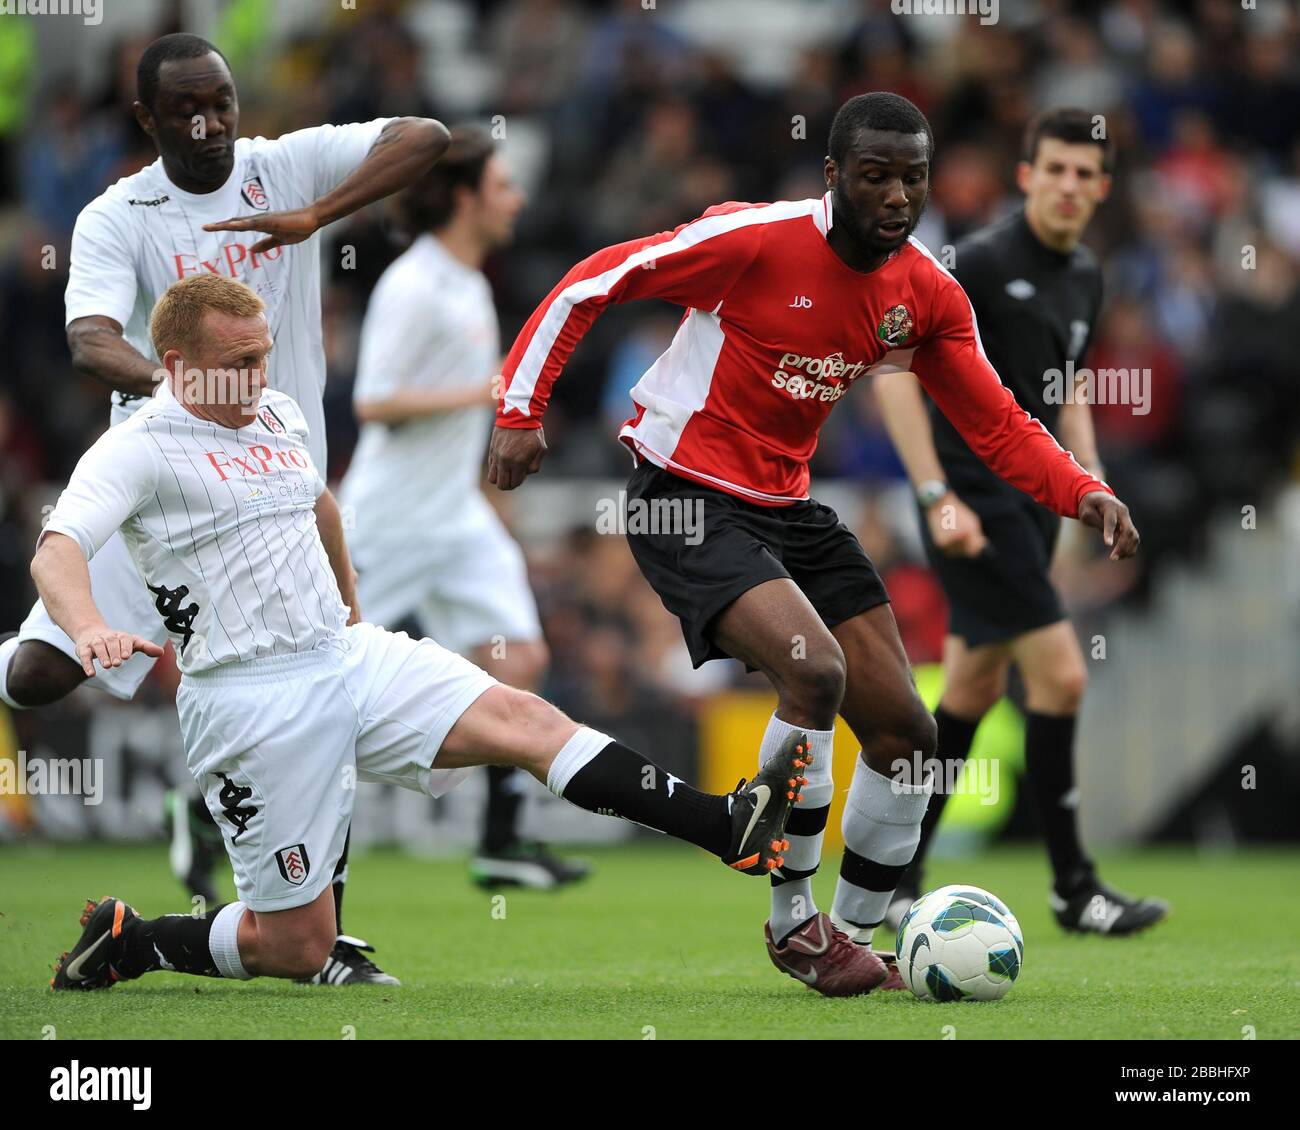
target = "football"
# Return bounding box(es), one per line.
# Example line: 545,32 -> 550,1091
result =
896,885 -> 1025,1002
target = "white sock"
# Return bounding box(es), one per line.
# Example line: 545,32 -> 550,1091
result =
545,726 -> 615,797
831,756 -> 932,941
761,715 -> 836,942
208,901 -> 252,980
0,636 -> 25,710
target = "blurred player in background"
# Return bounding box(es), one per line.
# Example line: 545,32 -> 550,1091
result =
874,108 -> 1168,936
340,127 -> 588,890
489,92 -> 1140,997
0,32 -> 448,984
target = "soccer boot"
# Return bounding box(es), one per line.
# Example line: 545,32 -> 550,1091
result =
51,897 -> 139,991
470,841 -> 591,891
300,935 -> 401,986
1050,873 -> 1169,936
722,732 -> 809,875
764,911 -> 888,996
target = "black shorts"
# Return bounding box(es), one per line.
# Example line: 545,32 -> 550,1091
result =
920,482 -> 1064,648
625,462 -> 890,667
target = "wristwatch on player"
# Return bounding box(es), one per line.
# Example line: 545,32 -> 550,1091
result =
915,478 -> 949,510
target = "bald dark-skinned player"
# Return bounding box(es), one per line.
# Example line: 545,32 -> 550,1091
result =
875,108 -> 1168,936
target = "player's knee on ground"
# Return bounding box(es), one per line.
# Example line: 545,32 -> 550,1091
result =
6,641 -> 85,707
254,914 -> 335,980
774,642 -> 846,725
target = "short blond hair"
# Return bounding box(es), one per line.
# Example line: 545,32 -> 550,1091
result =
150,274 -> 266,359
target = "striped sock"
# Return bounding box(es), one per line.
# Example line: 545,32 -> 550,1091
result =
832,756 -> 932,941
761,716 -> 836,942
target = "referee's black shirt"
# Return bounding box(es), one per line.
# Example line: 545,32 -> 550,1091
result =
930,209 -> 1103,499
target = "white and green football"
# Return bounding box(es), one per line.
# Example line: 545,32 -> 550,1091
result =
895,884 -> 1024,1002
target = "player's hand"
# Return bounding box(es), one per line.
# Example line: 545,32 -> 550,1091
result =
74,628 -> 166,678
343,574 -> 362,627
202,206 -> 320,254
487,425 -> 547,491
926,491 -> 988,557
1077,490 -> 1140,561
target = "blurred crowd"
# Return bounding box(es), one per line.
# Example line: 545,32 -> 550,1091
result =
1,0 -> 1298,726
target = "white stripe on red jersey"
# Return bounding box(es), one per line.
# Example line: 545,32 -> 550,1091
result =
497,192 -> 1107,517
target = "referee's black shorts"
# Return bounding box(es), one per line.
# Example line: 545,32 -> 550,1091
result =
625,461 -> 890,668
919,481 -> 1065,648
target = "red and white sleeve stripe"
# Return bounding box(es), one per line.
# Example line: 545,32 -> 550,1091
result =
496,203 -> 768,427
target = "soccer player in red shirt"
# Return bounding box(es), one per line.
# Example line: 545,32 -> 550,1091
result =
489,92 -> 1138,996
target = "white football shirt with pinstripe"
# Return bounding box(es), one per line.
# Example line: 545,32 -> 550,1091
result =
64,118 -> 392,470
42,384 -> 346,672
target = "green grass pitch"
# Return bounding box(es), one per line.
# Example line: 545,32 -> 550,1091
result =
2,842 -> 1297,1040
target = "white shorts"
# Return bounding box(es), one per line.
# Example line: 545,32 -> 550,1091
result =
353,508 -> 542,655
176,621 -> 497,911
20,531 -> 167,700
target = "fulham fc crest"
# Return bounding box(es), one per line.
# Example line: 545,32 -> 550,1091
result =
241,176 -> 270,211
877,303 -> 914,347
275,843 -> 311,885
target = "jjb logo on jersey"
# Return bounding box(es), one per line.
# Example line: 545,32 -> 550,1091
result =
241,176 -> 270,211
275,844 -> 311,885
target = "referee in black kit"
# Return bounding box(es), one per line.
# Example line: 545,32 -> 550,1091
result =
875,108 -> 1167,936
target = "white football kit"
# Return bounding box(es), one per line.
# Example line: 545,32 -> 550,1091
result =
43,384 -> 496,910
339,234 -> 542,653
21,118 -> 391,698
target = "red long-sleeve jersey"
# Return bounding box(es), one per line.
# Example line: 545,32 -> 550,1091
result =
498,193 -> 1109,517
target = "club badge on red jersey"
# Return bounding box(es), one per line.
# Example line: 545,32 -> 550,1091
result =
877,303 -> 914,347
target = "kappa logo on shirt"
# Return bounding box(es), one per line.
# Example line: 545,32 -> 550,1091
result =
127,194 -> 170,207
241,176 -> 270,212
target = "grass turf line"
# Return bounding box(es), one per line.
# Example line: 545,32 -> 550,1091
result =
2,842 -> 1296,1040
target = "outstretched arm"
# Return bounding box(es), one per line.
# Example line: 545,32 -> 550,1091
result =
32,533 -> 163,676
912,284 -> 1138,559
203,118 -> 450,253
489,203 -> 765,489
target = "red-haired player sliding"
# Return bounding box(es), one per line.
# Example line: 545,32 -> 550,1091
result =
489,92 -> 1139,998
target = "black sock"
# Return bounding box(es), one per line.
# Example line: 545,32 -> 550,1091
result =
115,905 -> 226,979
331,829 -> 349,935
190,792 -> 217,829
905,706 -> 980,880
482,765 -> 524,853
1023,711 -> 1093,893
561,741 -> 731,857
